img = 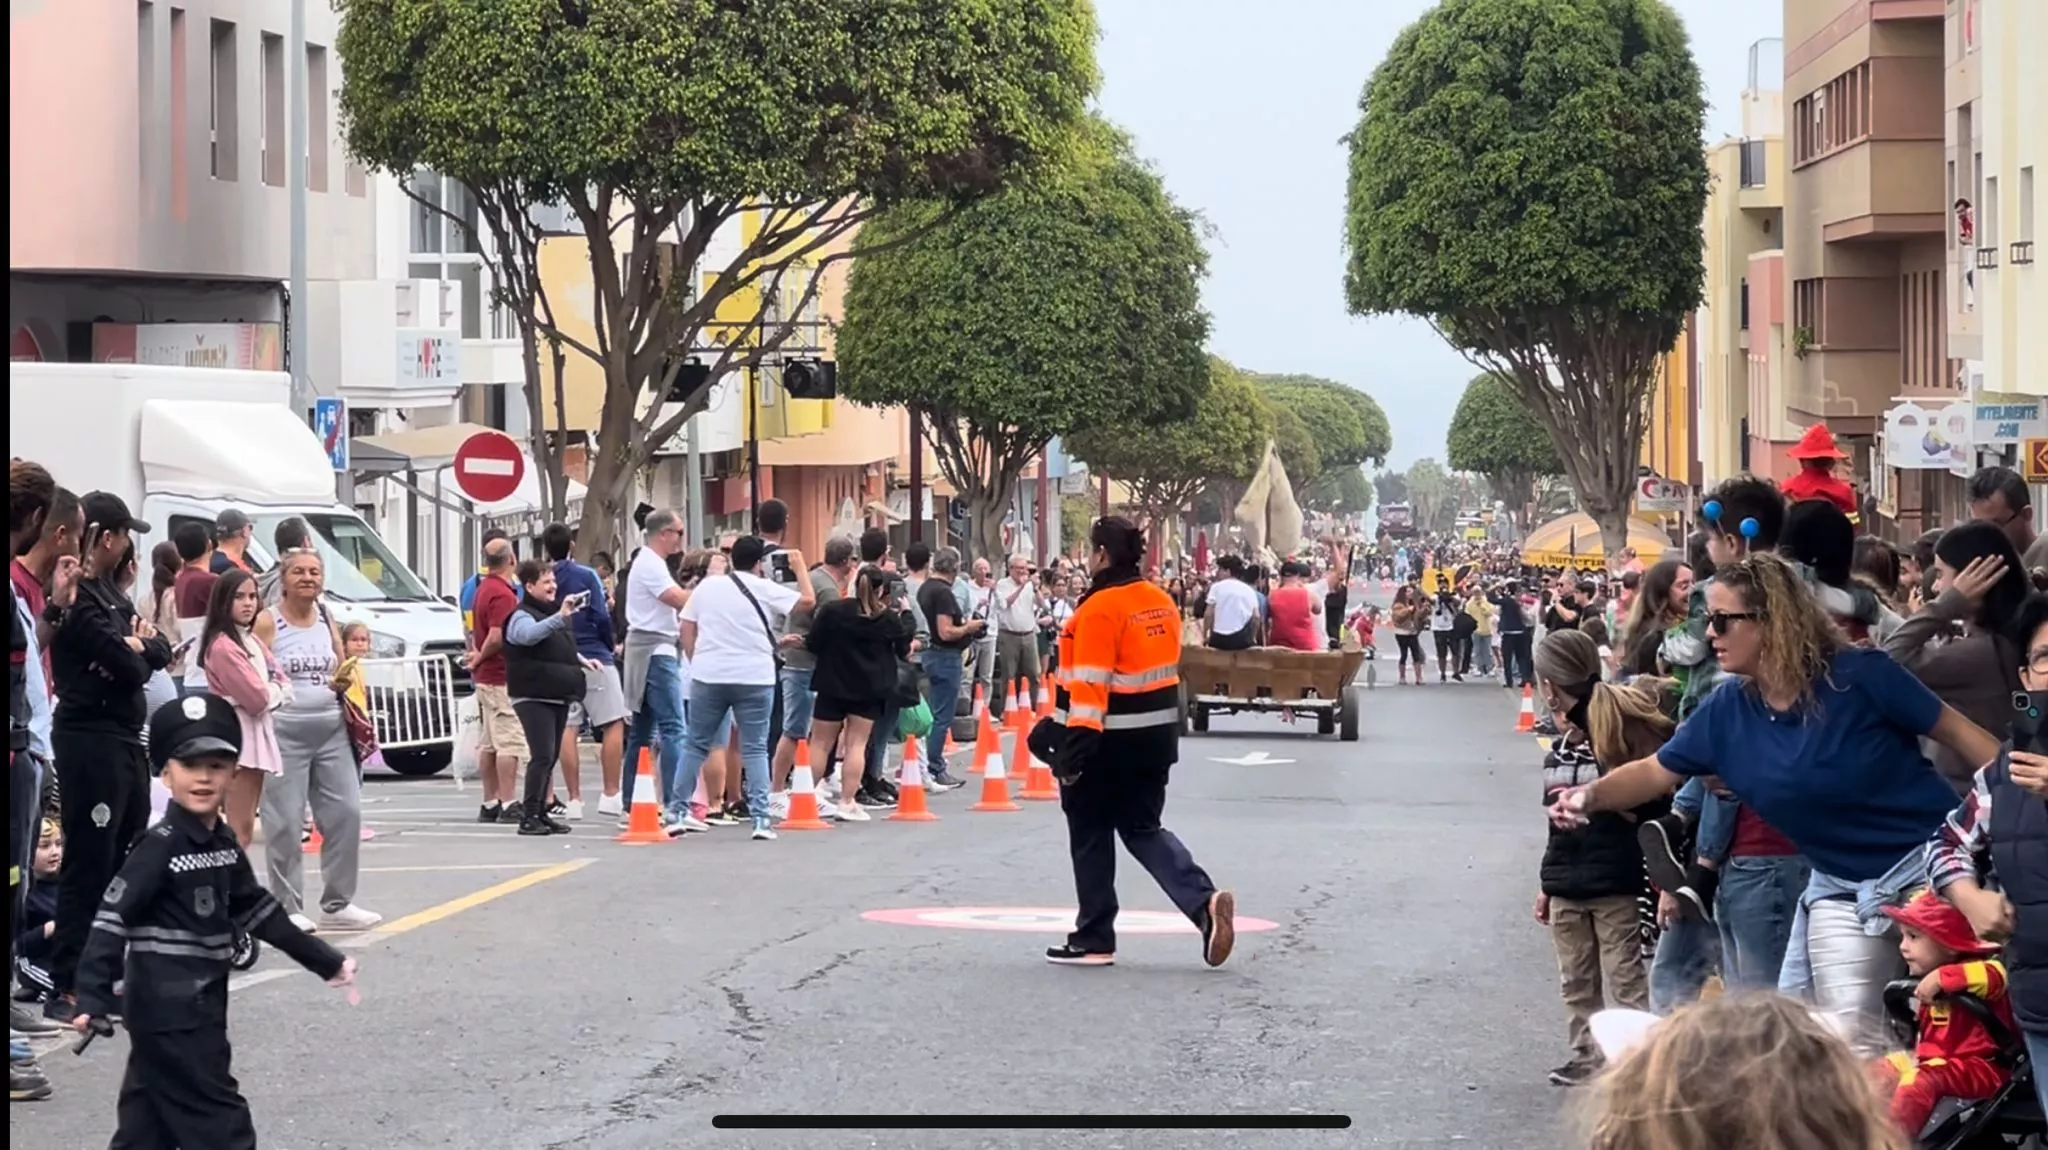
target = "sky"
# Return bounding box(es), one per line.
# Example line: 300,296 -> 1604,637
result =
1091,0 -> 1787,472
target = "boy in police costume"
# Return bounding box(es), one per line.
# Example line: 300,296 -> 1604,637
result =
70,694 -> 356,1149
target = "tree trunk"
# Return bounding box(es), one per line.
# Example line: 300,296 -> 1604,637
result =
968,483 -> 1011,566
1587,500 -> 1630,566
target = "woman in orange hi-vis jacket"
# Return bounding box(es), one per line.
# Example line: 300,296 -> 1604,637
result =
1029,517 -> 1237,969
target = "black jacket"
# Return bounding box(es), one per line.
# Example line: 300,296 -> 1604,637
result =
76,802 -> 343,1033
806,599 -> 913,705
503,596 -> 586,704
1986,753 -> 2048,1031
1539,739 -> 1663,901
50,575 -> 172,737
9,580 -> 27,753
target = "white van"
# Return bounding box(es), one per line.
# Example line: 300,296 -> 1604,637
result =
10,362 -> 468,775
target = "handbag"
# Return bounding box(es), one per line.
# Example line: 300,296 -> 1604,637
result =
892,657 -> 925,709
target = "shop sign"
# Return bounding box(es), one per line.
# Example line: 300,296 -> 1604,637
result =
1882,401 -> 1970,471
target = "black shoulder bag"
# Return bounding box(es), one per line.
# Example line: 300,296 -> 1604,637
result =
728,573 -> 784,668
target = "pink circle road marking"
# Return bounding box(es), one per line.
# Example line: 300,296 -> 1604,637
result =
860,906 -> 1279,934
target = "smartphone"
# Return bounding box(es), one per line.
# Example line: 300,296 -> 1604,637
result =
2011,690 -> 2046,749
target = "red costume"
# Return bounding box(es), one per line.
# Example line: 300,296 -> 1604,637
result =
1781,424 -> 1860,520
1872,893 -> 2016,1134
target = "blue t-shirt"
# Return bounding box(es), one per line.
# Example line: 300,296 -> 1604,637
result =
459,571 -> 485,635
551,559 -> 614,662
1656,647 -> 1957,882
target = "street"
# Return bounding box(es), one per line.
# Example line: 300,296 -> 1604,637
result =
10,670 -> 1568,1150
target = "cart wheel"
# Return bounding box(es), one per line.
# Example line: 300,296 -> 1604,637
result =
230,931 -> 261,971
1191,704 -> 1209,733
1339,688 -> 1360,742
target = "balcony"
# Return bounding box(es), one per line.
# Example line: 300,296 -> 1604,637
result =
329,278 -> 467,409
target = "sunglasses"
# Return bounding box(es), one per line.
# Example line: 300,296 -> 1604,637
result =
1705,610 -> 1760,634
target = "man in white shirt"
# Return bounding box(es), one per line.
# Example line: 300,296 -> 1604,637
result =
990,555 -> 1046,721
677,535 -> 811,841
958,556 -> 997,709
1203,559 -> 1261,650
619,510 -> 692,829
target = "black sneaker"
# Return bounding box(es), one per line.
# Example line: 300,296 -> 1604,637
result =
40,995 -> 77,1026
502,801 -> 525,825
1638,814 -> 1692,896
1533,717 -> 1561,737
1044,946 -> 1114,967
705,806 -> 742,828
1677,863 -> 1719,923
477,802 -> 505,824
729,797 -> 753,821
855,789 -> 896,810
928,770 -> 966,792
1201,890 -> 1237,968
873,779 -> 901,803
517,815 -> 555,837
1547,1060 -> 1600,1087
547,797 -> 568,818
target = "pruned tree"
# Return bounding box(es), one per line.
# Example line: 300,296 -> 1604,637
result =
1306,466 -> 1376,516
1406,458 -> 1456,535
1446,372 -> 1563,532
1265,402 -> 1322,491
837,127 -> 1211,561
1373,469 -> 1409,509
1250,374 -> 1393,470
1068,357 -> 1269,532
338,0 -> 1098,556
1343,0 -> 1708,554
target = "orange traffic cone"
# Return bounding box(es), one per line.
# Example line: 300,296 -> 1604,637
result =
1035,681 -> 1053,719
971,699 -> 1000,775
1515,684 -> 1536,733
889,735 -> 939,823
616,749 -> 672,844
1016,746 -> 1059,802
1006,681 -> 1026,717
302,824 -> 323,855
969,747 -> 1021,812
782,742 -> 835,830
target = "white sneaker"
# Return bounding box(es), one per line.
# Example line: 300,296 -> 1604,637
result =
563,799 -> 585,821
319,904 -> 382,932
836,802 -> 871,822
288,912 -> 319,934
767,791 -> 791,820
596,793 -> 623,817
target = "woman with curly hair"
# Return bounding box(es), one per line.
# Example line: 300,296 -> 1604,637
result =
1550,553 -> 2001,1053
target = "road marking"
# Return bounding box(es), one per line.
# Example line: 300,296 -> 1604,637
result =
339,858 -> 593,946
1210,752 -> 1296,767
225,859 -> 593,992
358,863 -> 559,874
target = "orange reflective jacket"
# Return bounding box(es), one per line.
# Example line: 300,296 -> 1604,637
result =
1052,573 -> 1181,771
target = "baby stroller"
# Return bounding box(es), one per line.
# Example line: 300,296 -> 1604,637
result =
1882,979 -> 2044,1149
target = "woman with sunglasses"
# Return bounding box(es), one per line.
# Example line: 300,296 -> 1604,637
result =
1551,553 -> 2001,1053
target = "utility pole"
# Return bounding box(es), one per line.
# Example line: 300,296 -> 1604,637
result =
287,0 -> 312,421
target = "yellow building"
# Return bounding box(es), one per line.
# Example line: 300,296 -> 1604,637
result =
1641,323 -> 1698,490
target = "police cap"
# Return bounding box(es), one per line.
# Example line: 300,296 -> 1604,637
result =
148,693 -> 243,773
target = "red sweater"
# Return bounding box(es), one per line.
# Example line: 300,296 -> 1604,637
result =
1781,466 -> 1857,516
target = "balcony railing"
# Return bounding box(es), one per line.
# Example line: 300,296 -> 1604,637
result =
1976,247 -> 2001,270
2013,241 -> 2036,266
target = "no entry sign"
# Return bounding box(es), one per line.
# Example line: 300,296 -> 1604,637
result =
452,431 -> 525,504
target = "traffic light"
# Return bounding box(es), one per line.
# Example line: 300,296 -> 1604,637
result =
782,359 -> 837,400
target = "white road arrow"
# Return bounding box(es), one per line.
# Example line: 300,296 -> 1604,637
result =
1210,752 -> 1296,767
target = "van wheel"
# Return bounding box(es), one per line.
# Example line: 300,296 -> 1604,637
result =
383,748 -> 451,778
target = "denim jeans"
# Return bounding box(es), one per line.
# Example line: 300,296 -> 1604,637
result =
621,655 -> 686,811
1803,897 -> 1905,1056
1672,778 -> 1736,865
2027,1030 -> 2048,1114
921,648 -> 965,760
1649,915 -> 1720,1013
1715,855 -> 1809,992
778,664 -> 815,742
678,681 -> 776,818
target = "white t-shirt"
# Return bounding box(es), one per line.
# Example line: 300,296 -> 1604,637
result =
1208,579 -> 1259,634
625,548 -> 682,653
680,572 -> 802,686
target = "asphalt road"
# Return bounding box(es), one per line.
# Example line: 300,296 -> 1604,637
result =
11,666 -> 1573,1150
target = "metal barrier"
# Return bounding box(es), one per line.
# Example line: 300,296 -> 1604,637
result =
357,653 -> 460,751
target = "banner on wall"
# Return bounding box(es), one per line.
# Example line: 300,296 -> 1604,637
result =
91,323 -> 283,371
1881,400 -> 1971,471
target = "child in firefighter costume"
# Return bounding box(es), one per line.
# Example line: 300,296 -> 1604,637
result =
1873,890 -> 2016,1134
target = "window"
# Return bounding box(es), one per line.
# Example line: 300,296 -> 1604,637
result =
2021,167 -> 2036,242
1793,278 -> 1824,346
409,170 -> 444,254
306,45 -> 328,192
260,32 -> 283,186
208,19 -> 237,180
139,3 -> 154,197
1790,62 -> 1872,167
1985,176 -> 2001,248
1738,139 -> 1767,188
344,160 -> 367,197
1738,278 -> 1750,330
169,8 -> 188,200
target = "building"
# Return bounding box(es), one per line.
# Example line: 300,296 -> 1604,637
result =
1937,0 -> 2045,508
1698,39 -> 1789,486
11,0 -> 371,366
1642,322 -> 1700,492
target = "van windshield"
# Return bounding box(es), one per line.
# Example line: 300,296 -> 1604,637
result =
251,513 -> 436,603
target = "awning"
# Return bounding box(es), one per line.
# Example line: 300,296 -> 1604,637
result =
1521,512 -> 1672,568
349,422 -> 501,475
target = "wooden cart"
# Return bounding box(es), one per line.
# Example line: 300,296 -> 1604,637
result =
1178,647 -> 1364,741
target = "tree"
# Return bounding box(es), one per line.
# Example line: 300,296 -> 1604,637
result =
1249,374 -> 1392,481
1303,465 -> 1375,515
1406,458 -> 1455,534
338,0 -> 1098,555
1373,469 -> 1409,508
1446,372 -> 1563,531
1067,357 -> 1269,529
837,128 -> 1211,561
1343,0 -> 1708,555
1265,401 -> 1322,490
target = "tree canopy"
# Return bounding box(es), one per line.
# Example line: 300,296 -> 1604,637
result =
1067,357 -> 1269,524
1447,372 -> 1562,527
837,126 -> 1211,560
1249,375 -> 1392,481
1266,402 -> 1321,491
1405,458 -> 1456,534
336,0 -> 1098,553
1343,0 -> 1707,553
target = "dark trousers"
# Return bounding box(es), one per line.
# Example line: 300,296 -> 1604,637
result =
1499,631 -> 1535,686
1061,767 -> 1216,954
112,1027 -> 257,1150
513,700 -> 569,812
49,726 -> 149,996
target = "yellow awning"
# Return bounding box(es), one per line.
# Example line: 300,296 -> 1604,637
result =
1521,512 -> 1672,568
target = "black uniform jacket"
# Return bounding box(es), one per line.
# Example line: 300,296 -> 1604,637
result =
75,803 -> 345,1032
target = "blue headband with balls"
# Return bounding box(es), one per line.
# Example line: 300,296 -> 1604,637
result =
1701,500 -> 1759,543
